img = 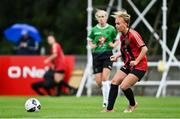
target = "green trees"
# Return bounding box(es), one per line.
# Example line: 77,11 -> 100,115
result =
0,0 -> 87,54
0,0 -> 179,55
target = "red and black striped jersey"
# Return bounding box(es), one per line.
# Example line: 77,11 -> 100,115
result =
120,29 -> 148,71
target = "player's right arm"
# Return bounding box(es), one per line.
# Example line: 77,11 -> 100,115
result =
87,29 -> 97,49
88,40 -> 97,48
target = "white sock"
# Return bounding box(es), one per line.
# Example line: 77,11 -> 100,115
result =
101,80 -> 110,104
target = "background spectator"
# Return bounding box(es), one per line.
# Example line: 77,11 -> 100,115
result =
15,31 -> 39,55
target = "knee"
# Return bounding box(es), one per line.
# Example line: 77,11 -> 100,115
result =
96,80 -> 102,87
101,75 -> 108,81
95,76 -> 102,86
111,79 -> 119,85
120,84 -> 129,91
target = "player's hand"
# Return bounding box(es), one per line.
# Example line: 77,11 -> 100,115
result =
130,60 -> 138,67
90,44 -> 97,49
109,42 -> 115,48
44,59 -> 49,64
110,55 -> 118,62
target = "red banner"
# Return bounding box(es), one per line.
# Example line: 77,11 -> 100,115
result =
0,56 -> 75,96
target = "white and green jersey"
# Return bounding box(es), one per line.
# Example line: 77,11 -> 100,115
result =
88,24 -> 117,53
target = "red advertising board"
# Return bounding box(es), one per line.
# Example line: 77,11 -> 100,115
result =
0,56 -> 75,96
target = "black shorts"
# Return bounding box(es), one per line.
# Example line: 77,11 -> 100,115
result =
55,70 -> 65,74
92,51 -> 113,74
120,66 -> 146,81
44,69 -> 64,81
43,69 -> 64,87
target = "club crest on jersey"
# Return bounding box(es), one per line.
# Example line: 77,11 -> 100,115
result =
98,36 -> 106,46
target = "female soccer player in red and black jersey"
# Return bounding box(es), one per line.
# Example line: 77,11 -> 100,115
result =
105,10 -> 148,113
44,35 -> 66,85
32,35 -> 75,96
43,35 -> 75,96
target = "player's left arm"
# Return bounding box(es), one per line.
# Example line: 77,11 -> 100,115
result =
130,31 -> 148,66
132,46 -> 148,66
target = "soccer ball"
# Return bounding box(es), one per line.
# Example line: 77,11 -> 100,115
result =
25,98 -> 41,112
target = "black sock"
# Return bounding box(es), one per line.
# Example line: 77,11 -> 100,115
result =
122,88 -> 135,106
56,82 -> 63,96
107,84 -> 118,110
60,81 -> 73,89
32,82 -> 44,95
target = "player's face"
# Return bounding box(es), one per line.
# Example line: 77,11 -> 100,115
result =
97,14 -> 107,26
115,17 -> 127,33
47,36 -> 55,45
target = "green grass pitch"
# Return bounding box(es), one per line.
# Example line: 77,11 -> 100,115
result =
0,96 -> 180,118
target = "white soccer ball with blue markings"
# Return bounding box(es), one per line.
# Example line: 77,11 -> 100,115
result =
25,98 -> 41,112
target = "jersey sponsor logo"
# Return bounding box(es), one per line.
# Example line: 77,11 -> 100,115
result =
94,32 -> 102,35
8,66 -> 48,79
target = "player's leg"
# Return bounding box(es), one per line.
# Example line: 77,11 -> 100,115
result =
43,80 -> 55,96
95,70 -> 111,108
101,51 -> 113,108
58,80 -> 77,95
95,73 -> 102,86
101,68 -> 111,107
95,72 -> 109,107
31,81 -> 45,95
93,54 -> 107,107
54,71 -> 65,96
120,74 -> 138,113
106,69 -> 127,111
120,69 -> 146,113
54,71 -> 64,83
41,68 -> 55,95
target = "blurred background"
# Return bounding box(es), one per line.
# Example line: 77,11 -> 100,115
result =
0,1 -> 180,118
0,0 -> 180,97
0,0 -> 179,55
